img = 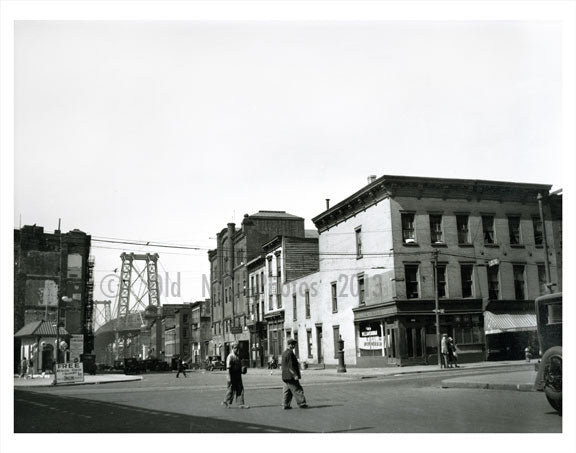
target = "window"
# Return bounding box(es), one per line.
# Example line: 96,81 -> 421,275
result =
250,276 -> 255,296
307,330 -> 313,358
508,216 -> 521,245
533,217 -> 543,246
358,274 -> 365,305
305,290 -> 311,318
513,265 -> 526,300
276,253 -> 282,280
292,294 -> 297,321
225,288 -> 228,303
355,226 -> 363,258
183,314 -> 188,324
429,214 -> 443,243
260,272 -> 264,292
487,265 -> 499,300
405,264 -> 419,299
333,326 -> 340,359
538,264 -> 547,295
482,215 -> 495,244
460,264 -> 473,298
277,293 -> 282,309
402,213 -> 416,244
331,282 -> 338,312
183,328 -> 188,338
456,214 -> 470,244
436,265 -> 447,298
267,257 -> 273,277
269,294 -> 273,311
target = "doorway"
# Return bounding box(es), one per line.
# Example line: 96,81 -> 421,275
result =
316,325 -> 323,364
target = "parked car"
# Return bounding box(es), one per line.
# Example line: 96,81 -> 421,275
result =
205,356 -> 226,371
534,292 -> 562,414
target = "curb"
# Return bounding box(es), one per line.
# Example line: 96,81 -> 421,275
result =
441,381 -> 535,392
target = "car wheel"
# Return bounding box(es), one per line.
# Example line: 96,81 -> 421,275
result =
541,346 -> 562,414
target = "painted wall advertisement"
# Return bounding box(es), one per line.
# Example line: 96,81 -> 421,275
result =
55,362 -> 84,384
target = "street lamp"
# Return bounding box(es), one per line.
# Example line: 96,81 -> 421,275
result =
53,296 -> 71,385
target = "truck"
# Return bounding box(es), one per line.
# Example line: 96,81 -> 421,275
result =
534,292 -> 562,414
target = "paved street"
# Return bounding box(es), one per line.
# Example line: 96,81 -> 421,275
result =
15,366 -> 561,433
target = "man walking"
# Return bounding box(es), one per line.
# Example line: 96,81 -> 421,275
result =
221,343 -> 249,409
281,338 -> 308,410
176,357 -> 187,378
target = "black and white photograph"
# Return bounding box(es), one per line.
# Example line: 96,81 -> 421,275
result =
1,1 -> 574,452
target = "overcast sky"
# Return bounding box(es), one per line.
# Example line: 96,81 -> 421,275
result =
13,20 -> 564,309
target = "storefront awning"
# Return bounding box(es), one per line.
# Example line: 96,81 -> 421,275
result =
484,311 -> 536,335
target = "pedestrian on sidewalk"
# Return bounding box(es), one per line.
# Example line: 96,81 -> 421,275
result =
27,357 -> 34,379
221,343 -> 249,409
447,336 -> 460,368
281,338 -> 308,410
20,357 -> 27,378
441,334 -> 449,368
176,357 -> 187,378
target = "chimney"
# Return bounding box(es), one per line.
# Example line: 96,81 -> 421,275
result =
367,175 -> 377,184
325,199 -> 330,210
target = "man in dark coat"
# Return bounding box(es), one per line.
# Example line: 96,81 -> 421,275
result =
281,338 -> 308,409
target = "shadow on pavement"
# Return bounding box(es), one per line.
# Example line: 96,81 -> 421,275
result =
14,390 -> 307,433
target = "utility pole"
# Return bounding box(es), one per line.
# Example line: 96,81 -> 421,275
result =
433,249 -> 442,368
537,193 -> 553,293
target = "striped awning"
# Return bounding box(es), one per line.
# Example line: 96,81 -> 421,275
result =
484,311 -> 537,335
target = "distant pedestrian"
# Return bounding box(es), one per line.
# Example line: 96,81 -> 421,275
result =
447,337 -> 459,368
281,339 -> 308,410
20,357 -> 27,378
176,358 -> 187,378
440,334 -> 449,368
27,358 -> 34,379
524,346 -> 533,363
222,343 -> 249,409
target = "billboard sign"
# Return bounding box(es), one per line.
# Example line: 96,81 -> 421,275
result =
55,362 -> 84,384
70,334 -> 84,362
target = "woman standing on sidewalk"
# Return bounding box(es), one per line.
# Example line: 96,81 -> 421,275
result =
447,337 -> 460,368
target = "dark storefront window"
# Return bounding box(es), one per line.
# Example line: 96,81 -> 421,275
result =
453,315 -> 483,345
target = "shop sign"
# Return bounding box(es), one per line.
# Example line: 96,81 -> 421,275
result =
359,336 -> 383,350
55,362 -> 84,384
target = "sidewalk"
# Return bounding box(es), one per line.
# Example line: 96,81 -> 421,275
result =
14,360 -> 537,391
14,373 -> 142,387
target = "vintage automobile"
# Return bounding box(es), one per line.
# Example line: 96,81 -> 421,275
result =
534,292 -> 562,414
205,356 -> 226,371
